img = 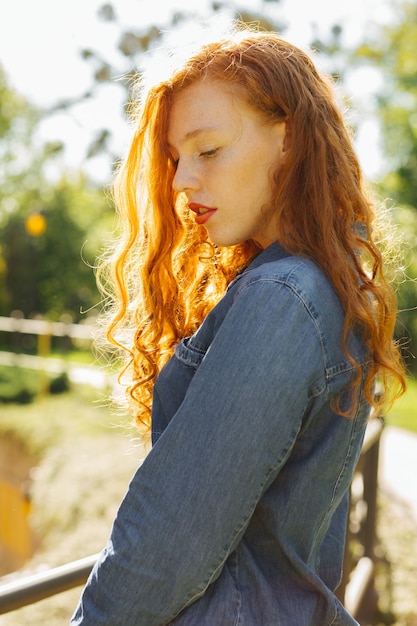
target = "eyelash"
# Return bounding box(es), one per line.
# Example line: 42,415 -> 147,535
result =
170,148 -> 219,169
200,148 -> 219,158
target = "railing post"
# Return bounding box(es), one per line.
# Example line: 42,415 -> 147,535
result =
362,433 -> 380,559
341,417 -> 384,620
335,497 -> 353,604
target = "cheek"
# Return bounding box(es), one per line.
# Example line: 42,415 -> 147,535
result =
231,156 -> 261,193
241,160 -> 273,202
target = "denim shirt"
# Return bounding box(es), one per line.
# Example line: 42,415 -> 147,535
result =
71,243 -> 369,625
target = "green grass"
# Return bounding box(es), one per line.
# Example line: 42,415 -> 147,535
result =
51,349 -> 95,364
0,387 -> 132,459
385,376 -> 417,434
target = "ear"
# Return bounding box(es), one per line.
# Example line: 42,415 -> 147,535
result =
272,121 -> 289,161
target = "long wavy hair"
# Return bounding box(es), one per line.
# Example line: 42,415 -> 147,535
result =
98,26 -> 406,433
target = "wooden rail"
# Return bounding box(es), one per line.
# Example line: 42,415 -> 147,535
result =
0,315 -> 95,341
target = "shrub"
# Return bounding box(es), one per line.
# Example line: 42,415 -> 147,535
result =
0,366 -> 70,403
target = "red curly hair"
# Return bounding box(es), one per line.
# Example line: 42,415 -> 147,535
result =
98,26 -> 405,433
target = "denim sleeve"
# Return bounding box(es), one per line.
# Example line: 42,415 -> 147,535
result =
71,278 -> 327,625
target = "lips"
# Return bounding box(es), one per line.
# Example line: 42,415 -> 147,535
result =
188,202 -> 217,225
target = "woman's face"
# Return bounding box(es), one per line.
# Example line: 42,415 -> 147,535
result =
167,80 -> 287,248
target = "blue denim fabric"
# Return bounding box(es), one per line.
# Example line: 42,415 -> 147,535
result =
71,243 -> 369,625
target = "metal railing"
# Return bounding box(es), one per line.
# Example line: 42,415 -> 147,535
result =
0,418 -> 385,617
0,554 -> 99,614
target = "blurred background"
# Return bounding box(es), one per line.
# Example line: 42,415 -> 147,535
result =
0,0 -> 416,624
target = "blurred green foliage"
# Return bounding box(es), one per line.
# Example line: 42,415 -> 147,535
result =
386,376 -> 417,433
354,1 -> 417,210
1,173 -> 114,321
0,63 -> 115,323
351,1 -> 417,372
0,365 -> 70,404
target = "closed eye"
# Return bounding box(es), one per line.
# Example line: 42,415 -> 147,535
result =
200,148 -> 220,158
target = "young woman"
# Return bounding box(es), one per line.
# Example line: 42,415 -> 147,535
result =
71,25 -> 405,625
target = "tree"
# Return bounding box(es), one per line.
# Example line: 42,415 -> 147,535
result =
0,65 -> 41,314
351,1 -> 417,373
0,65 -> 113,323
392,206 -> 417,371
51,1 -> 285,164
352,1 -> 417,208
0,65 -> 64,222
1,174 -> 112,322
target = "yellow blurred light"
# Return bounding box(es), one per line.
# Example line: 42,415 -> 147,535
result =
25,213 -> 47,237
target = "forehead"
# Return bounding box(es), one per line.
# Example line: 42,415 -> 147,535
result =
167,80 -> 250,145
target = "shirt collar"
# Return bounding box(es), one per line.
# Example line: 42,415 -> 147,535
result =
245,241 -> 291,272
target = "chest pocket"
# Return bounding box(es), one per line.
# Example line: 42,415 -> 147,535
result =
174,336 -> 208,370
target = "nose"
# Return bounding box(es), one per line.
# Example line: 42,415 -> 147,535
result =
172,158 -> 200,193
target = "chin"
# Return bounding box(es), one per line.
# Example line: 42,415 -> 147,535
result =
206,232 -> 245,248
